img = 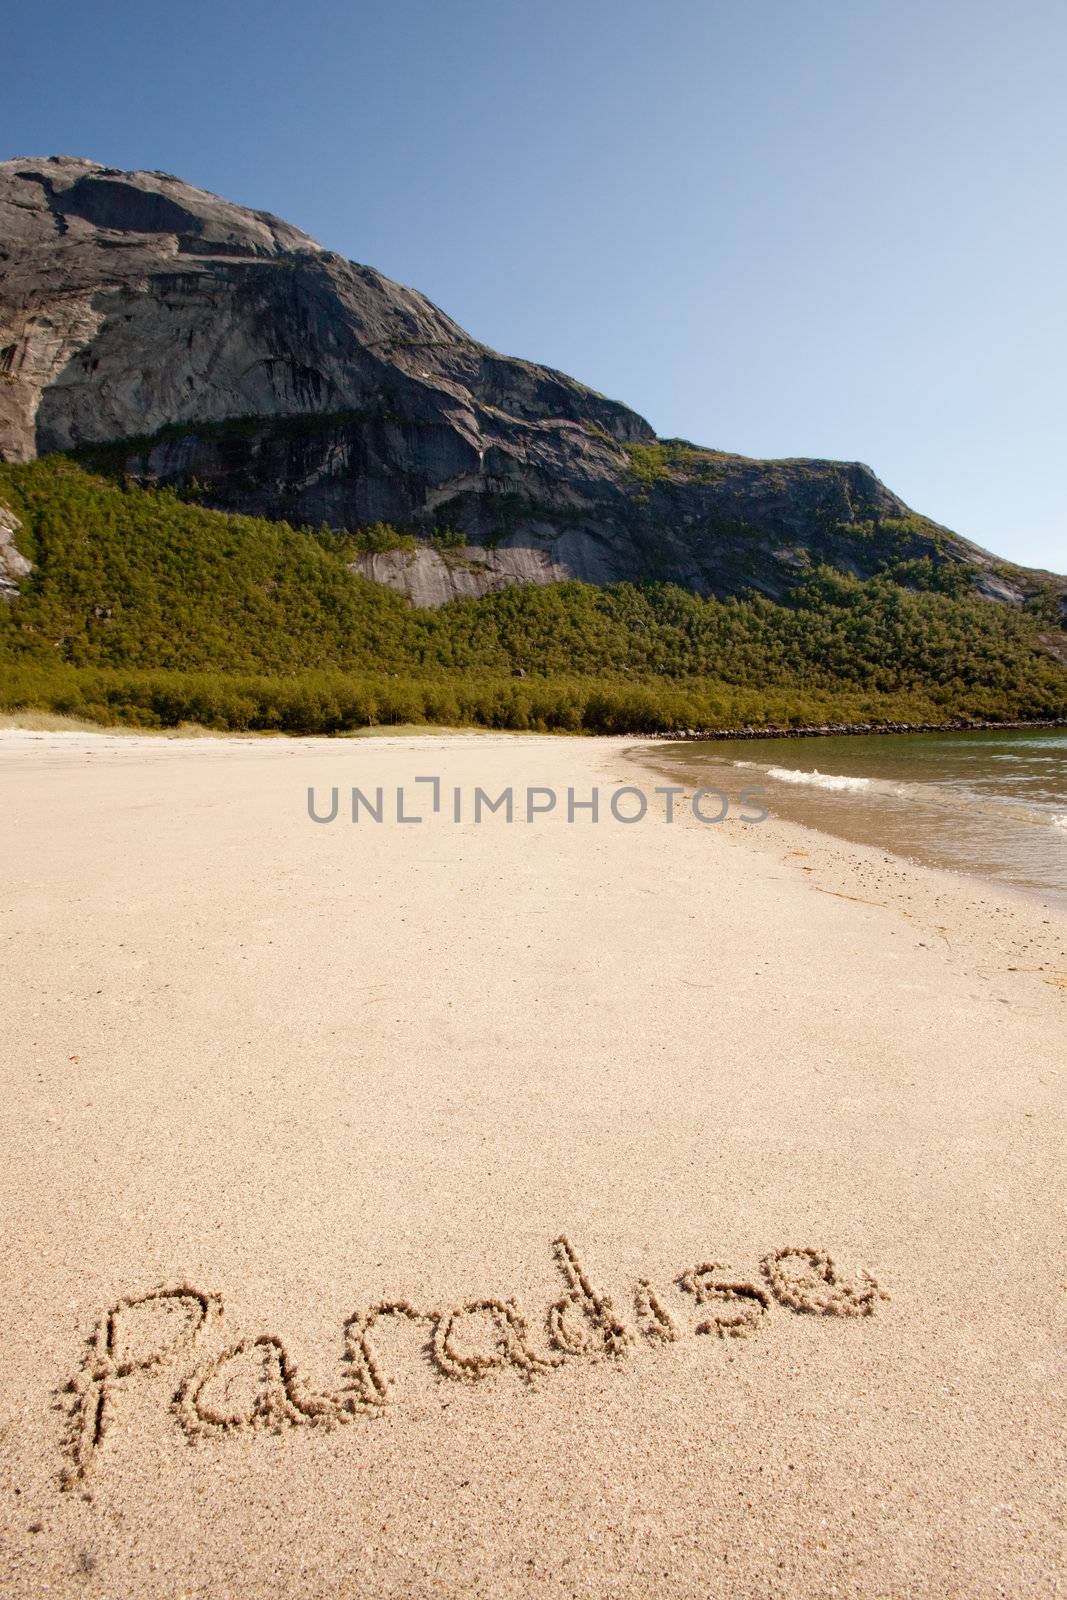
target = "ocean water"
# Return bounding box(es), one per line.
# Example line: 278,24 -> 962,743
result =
653,728 -> 1067,907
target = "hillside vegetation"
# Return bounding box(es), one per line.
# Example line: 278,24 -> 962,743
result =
0,460 -> 1064,734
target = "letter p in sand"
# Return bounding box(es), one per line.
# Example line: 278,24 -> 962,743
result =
62,1286 -> 222,1488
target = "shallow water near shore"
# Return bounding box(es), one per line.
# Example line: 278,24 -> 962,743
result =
653,727 -> 1067,907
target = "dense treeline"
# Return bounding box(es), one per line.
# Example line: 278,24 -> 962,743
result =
1,460 -> 1064,733
0,661 -> 1031,735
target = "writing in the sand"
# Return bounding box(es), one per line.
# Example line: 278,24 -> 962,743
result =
61,1238 -> 887,1488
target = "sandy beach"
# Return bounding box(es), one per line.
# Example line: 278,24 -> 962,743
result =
1,728 -> 1064,1599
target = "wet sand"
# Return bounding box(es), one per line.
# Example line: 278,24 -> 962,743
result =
646,728 -> 1067,909
0,729 -> 1064,1598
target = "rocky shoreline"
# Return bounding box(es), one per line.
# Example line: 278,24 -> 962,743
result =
651,716 -> 1067,742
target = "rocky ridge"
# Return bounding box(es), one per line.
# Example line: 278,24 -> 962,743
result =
0,156 -> 1061,612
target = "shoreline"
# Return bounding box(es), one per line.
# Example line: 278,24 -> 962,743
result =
647,715 -> 1067,741
624,735 -> 1067,947
630,728 -> 1067,913
3,708 -> 1067,745
2,730 -> 1064,1599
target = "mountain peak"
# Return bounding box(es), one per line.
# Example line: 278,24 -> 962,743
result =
0,155 -> 322,256
0,157 -> 1058,610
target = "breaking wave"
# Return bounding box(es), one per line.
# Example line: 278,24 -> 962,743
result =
765,766 -> 871,793
733,759 -> 1067,829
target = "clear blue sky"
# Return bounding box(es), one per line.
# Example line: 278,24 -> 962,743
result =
6,0 -> 1066,572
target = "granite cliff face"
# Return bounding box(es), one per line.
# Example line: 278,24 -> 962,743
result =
0,156 -> 1050,608
0,502 -> 30,598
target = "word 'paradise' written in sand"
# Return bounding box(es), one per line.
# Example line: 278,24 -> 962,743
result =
61,1238 -> 887,1488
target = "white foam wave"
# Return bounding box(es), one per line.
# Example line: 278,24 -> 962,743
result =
766,766 -> 871,793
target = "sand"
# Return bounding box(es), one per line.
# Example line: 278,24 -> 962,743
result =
0,728 -> 1064,1599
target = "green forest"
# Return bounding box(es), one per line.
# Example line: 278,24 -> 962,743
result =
1,458 -> 1064,734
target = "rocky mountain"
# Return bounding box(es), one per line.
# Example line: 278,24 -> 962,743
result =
0,156 -> 1060,611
